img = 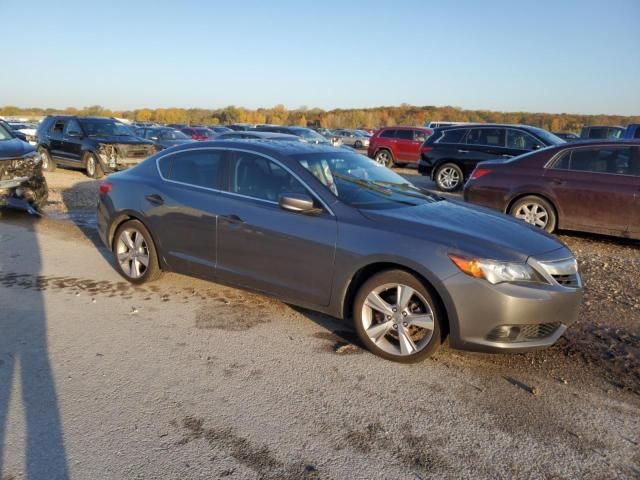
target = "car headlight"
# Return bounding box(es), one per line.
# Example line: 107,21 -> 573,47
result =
449,254 -> 542,284
24,151 -> 43,164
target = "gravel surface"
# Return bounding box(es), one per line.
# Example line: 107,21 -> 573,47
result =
0,168 -> 638,479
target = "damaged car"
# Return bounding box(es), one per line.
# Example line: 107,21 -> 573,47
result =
36,116 -> 157,178
0,122 -> 48,213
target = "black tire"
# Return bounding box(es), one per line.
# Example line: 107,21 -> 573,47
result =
84,152 -> 104,179
112,219 -> 162,284
509,195 -> 557,233
39,147 -> 56,172
354,140 -> 363,149
374,149 -> 394,168
435,163 -> 464,192
353,270 -> 444,363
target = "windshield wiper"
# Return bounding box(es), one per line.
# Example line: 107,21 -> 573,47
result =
372,180 -> 441,201
333,173 -> 418,206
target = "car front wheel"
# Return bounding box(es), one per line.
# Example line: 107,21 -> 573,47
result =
113,220 -> 162,284
85,152 -> 104,179
353,270 -> 443,363
435,163 -> 463,191
374,149 -> 393,168
39,147 -> 56,172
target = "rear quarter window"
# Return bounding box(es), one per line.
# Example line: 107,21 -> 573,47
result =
437,129 -> 467,144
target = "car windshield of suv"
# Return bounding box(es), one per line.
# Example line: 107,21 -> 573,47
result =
80,119 -> 134,137
527,127 -> 565,146
158,129 -> 189,140
297,152 -> 440,209
291,128 -> 330,144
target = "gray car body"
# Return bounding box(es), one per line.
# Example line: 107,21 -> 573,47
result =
97,140 -> 582,353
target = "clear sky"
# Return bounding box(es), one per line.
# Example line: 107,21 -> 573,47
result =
1,0 -> 639,115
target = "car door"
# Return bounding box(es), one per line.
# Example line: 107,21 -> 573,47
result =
394,129 -> 416,161
627,146 -> 640,238
60,118 -> 85,165
545,145 -> 638,235
48,119 -> 66,162
216,151 -> 337,306
462,127 -> 508,173
146,148 -> 228,279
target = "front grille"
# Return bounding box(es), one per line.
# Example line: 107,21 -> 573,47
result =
486,322 -> 561,343
552,273 -> 580,288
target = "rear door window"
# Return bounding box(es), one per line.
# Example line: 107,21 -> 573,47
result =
159,149 -> 225,189
396,130 -> 413,141
466,128 -> 505,147
380,129 -> 396,139
437,129 -> 467,144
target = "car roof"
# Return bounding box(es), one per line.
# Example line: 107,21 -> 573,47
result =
223,131 -> 299,139
378,126 -> 431,130
161,139 -> 342,157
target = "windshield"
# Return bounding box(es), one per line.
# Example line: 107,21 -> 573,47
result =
158,129 -> 189,140
297,152 -> 440,209
292,128 -> 329,144
80,119 -> 134,137
528,127 -> 565,146
0,124 -> 13,140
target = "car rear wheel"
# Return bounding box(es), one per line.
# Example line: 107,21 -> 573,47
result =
354,140 -> 363,149
39,147 -> 56,172
85,152 -> 104,179
353,270 -> 443,363
435,163 -> 463,191
113,220 -> 162,284
509,196 -> 557,233
374,149 -> 393,168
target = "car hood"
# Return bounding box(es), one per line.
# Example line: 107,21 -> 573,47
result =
89,136 -> 155,146
0,138 -> 35,159
360,199 -> 566,262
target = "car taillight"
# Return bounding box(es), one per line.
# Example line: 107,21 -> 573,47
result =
470,167 -> 491,180
99,182 -> 113,195
421,146 -> 433,153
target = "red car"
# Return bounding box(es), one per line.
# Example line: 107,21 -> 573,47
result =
181,127 -> 213,141
368,126 -> 433,167
464,140 -> 640,239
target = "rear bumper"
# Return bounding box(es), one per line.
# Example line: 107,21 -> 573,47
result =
443,272 -> 583,353
417,157 -> 433,176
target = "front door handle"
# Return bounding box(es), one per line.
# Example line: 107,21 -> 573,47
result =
502,154 -> 513,158
457,149 -> 469,153
145,194 -> 164,205
551,179 -> 566,186
220,214 -> 244,225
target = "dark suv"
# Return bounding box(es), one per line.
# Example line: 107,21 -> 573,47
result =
418,124 -> 565,191
36,116 -> 156,178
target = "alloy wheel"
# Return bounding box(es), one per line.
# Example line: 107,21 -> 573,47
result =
375,151 -> 392,167
116,228 -> 150,279
437,167 -> 461,190
514,203 -> 548,229
86,156 -> 96,177
361,283 -> 435,356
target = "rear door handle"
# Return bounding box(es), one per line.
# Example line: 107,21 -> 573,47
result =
457,149 -> 469,153
145,194 -> 164,205
220,214 -> 244,225
551,179 -> 566,186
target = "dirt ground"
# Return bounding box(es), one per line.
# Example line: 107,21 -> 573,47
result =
0,168 -> 638,479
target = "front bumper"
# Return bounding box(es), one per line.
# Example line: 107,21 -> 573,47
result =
443,261 -> 583,353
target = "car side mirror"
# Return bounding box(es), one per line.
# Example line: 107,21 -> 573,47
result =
278,193 -> 322,215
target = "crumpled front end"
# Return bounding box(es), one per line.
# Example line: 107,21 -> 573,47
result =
97,143 -> 156,171
0,153 -> 48,213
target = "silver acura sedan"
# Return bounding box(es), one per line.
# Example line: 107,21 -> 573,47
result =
97,141 -> 583,363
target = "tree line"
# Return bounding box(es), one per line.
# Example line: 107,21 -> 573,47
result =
2,103 -> 638,133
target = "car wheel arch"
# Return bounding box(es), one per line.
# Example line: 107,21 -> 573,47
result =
107,212 -> 166,268
374,147 -> 394,159
506,192 -> 560,227
340,261 -> 452,338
